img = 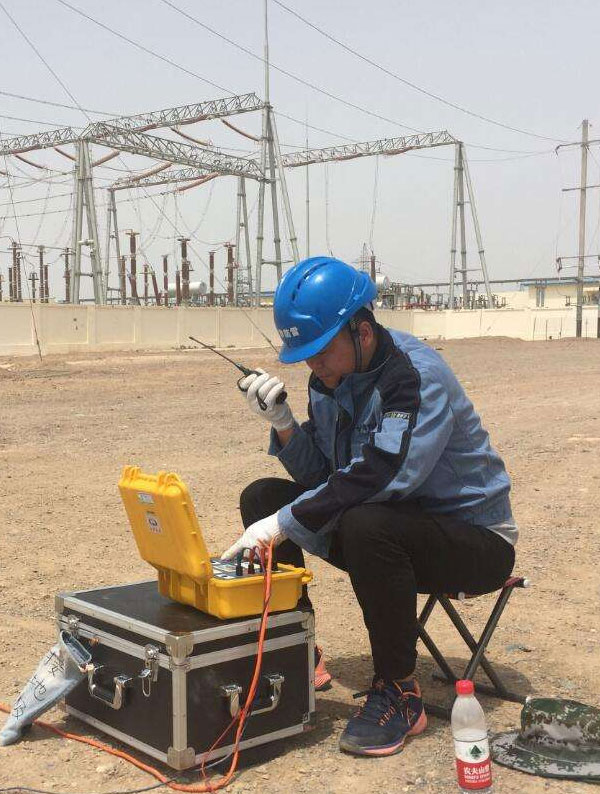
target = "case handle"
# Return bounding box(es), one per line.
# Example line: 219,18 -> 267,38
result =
220,673 -> 284,718
87,663 -> 133,710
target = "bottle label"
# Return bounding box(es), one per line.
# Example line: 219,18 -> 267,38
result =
454,737 -> 492,790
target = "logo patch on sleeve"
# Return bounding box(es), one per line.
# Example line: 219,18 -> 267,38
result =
383,411 -> 412,421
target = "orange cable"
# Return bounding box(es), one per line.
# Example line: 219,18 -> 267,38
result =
0,540 -> 276,793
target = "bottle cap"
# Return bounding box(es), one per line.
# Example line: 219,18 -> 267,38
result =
456,679 -> 474,695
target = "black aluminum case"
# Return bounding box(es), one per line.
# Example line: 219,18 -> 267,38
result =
55,580 -> 315,769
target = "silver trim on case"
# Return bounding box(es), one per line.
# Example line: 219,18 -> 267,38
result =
57,618 -> 171,669
171,666 -> 188,754
186,632 -> 307,670
195,723 -> 307,765
165,634 -> 194,659
66,706 -> 169,765
61,598 -> 168,643
186,610 -> 305,644
304,612 -> 316,715
167,746 -> 195,770
60,583 -> 307,647
67,705 -> 308,770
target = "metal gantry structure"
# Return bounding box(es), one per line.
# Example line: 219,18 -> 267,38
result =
1,94 -> 493,307
280,131 -> 456,167
282,132 -> 492,306
120,129 -> 493,307
0,91 -> 300,305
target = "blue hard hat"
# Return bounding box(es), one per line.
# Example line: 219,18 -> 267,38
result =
273,256 -> 377,363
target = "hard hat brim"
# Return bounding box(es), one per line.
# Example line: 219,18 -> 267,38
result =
278,321 -> 343,364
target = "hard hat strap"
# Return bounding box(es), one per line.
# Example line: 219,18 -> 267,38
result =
349,317 -> 363,373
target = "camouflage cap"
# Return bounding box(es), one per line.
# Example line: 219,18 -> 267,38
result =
490,697 -> 600,781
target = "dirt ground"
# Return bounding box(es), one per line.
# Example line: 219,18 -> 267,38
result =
0,337 -> 599,794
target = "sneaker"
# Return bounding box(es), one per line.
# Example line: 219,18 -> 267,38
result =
314,646 -> 332,691
339,678 -> 427,756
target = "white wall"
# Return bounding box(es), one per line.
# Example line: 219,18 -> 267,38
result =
498,283 -> 599,310
0,303 -> 598,357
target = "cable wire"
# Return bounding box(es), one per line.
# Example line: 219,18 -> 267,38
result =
272,0 -> 568,144
0,88 -> 117,116
158,0 -> 554,155
50,0 -> 549,158
158,0 -> 420,134
54,0 -> 232,96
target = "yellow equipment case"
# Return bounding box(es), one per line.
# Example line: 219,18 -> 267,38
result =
118,466 -> 312,619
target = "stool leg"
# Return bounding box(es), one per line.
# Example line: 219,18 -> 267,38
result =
417,623 -> 457,684
418,595 -> 438,627
438,594 -> 510,697
462,589 -> 513,682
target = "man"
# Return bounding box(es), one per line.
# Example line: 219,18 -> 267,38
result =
222,256 -> 517,757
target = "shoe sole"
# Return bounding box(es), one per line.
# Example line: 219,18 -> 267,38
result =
339,710 -> 428,756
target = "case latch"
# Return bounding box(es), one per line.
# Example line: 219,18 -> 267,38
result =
87,663 -> 132,710
66,615 -> 80,638
220,673 -> 285,718
139,644 -> 160,697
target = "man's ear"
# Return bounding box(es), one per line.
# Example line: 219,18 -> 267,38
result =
358,320 -> 374,345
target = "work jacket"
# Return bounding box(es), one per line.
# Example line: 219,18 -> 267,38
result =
269,326 -> 515,560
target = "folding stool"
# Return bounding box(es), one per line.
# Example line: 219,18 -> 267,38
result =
417,576 -> 530,719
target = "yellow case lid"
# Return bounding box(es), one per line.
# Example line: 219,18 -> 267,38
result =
118,466 -> 213,582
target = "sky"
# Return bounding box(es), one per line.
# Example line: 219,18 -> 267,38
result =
0,0 -> 599,299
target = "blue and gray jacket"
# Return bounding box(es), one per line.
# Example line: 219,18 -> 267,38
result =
270,326 -> 516,560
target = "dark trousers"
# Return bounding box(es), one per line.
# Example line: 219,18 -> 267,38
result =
240,477 -> 515,681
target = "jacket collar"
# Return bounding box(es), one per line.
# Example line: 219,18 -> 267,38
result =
310,324 -> 396,407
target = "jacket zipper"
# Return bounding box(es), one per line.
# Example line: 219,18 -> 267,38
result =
334,407 -> 352,470
334,410 -> 341,470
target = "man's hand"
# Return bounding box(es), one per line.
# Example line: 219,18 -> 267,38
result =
239,369 -> 294,432
221,513 -> 286,560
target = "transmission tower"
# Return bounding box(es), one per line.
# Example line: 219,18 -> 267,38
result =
448,143 -> 492,308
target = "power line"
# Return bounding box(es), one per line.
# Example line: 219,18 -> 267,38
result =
0,1 -> 87,123
159,0 -> 555,155
0,112 -> 81,128
51,0 -> 544,159
0,88 -> 117,116
53,0 -> 359,149
159,0 -> 421,134
55,0 -> 233,96
408,148 -> 554,164
272,0 -> 568,145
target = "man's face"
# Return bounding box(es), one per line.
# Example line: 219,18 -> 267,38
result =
306,328 -> 356,389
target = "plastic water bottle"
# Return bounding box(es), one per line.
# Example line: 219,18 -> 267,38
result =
451,680 -> 492,793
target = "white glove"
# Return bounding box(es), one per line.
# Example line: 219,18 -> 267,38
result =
221,512 -> 286,560
239,369 -> 294,432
